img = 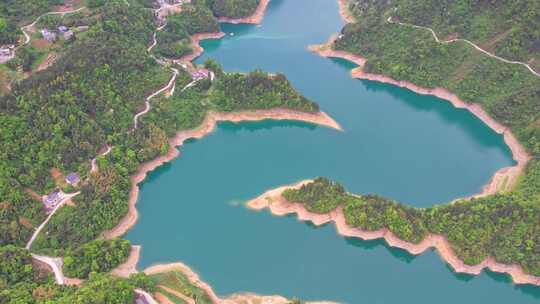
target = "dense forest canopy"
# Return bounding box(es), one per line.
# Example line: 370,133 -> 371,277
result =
63,239 -> 132,278
346,0 -> 540,71
209,0 -> 260,19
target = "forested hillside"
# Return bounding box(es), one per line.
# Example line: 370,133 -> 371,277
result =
207,0 -> 261,19
390,0 -> 540,70
1,1 -> 167,248
346,0 -> 540,71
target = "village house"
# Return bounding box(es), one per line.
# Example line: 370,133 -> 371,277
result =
0,45 -> 15,64
134,293 -> 150,304
157,0 -> 183,5
41,28 -> 57,42
191,68 -> 210,80
58,26 -> 74,40
65,172 -> 80,186
42,191 -> 62,213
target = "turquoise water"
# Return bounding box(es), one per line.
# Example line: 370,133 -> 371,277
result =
126,0 -> 540,302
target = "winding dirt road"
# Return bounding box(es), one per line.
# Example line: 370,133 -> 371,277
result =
31,254 -> 66,284
387,16 -> 540,78
26,191 -> 80,250
132,67 -> 179,130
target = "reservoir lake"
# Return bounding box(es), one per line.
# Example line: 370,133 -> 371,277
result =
127,0 -> 540,302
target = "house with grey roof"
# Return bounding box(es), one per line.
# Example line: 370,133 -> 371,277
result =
191,68 -> 210,80
41,29 -> 57,42
65,172 -> 80,186
0,45 -> 15,64
134,293 -> 150,304
58,26 -> 74,40
43,191 -> 62,213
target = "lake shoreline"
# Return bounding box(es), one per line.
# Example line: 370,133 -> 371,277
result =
337,0 -> 355,23
179,0 -> 271,63
217,0 -> 271,24
179,32 -> 226,63
102,109 -> 341,240
144,262 -> 337,304
308,39 -> 530,199
247,180 -> 540,286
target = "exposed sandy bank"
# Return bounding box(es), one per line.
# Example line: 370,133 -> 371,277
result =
102,109 -> 341,239
157,286 -> 196,304
309,39 -> 530,199
145,262 -> 337,304
337,0 -> 355,24
247,181 -> 540,286
145,262 -> 221,303
111,245 -> 141,278
180,32 -> 226,63
217,0 -> 270,25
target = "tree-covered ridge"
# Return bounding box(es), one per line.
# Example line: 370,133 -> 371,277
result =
143,60 -> 319,137
63,239 -> 131,278
284,177 -> 540,276
346,0 -> 540,71
208,0 -> 261,19
392,0 -> 540,70
212,70 -> 319,113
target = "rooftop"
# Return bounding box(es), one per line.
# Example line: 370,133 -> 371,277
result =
65,172 -> 80,184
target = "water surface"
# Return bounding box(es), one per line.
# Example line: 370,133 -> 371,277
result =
127,0 -> 539,302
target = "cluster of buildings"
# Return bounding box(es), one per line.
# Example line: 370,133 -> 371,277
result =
134,293 -> 151,304
191,68 -> 210,80
41,26 -> 74,43
41,172 -> 80,213
157,0 -> 184,6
